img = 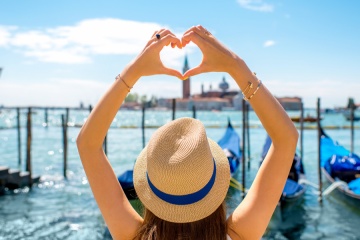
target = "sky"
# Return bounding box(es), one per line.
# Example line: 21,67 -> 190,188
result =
0,0 -> 359,108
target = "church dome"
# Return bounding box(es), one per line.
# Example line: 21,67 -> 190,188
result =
219,76 -> 229,92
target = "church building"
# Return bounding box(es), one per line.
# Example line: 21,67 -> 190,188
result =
157,56 -> 243,111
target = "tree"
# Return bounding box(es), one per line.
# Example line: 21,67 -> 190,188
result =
140,95 -> 147,104
150,95 -> 158,107
125,93 -> 139,103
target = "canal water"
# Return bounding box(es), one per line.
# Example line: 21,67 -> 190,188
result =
0,108 -> 359,239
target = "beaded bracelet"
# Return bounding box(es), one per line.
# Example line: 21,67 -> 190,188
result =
115,74 -> 133,92
243,80 -> 262,101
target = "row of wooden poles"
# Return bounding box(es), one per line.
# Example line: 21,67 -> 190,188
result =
12,107 -> 72,181
5,97 -> 357,196
6,99 -> 195,181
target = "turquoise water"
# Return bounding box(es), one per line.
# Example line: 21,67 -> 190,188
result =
0,108 -> 360,239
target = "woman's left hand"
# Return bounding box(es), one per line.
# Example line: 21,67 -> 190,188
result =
126,29 -> 183,81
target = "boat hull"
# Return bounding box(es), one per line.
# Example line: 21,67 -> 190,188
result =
281,174 -> 307,206
322,168 -> 360,207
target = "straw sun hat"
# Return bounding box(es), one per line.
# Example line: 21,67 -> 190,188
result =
133,117 -> 230,223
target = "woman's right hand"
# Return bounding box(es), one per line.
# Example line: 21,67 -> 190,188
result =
125,29 -> 183,83
181,25 -> 244,78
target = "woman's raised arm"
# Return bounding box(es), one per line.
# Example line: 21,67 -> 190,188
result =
181,25 -> 299,240
76,29 -> 182,240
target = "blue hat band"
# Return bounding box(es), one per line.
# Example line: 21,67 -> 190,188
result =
147,159 -> 216,205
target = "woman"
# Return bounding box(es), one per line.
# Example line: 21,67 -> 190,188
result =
76,25 -> 298,240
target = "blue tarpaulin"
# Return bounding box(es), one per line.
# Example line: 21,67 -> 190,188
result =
217,120 -> 241,174
283,178 -> 304,197
349,178 -> 360,194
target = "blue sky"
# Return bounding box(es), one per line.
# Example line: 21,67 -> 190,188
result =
0,0 -> 359,108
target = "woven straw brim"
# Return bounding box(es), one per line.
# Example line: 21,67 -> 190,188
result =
133,138 -> 230,223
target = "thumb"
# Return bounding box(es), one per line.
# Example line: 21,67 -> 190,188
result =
161,67 -> 183,80
183,65 -> 206,79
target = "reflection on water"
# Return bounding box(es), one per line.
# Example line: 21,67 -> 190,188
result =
265,201 -> 307,240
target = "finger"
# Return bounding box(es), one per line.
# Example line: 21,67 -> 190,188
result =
159,34 -> 182,49
183,65 -> 207,78
155,29 -> 175,41
145,29 -> 165,49
161,67 -> 183,80
181,31 -> 206,49
162,32 -> 182,49
182,39 -> 190,47
145,31 -> 172,49
151,30 -> 158,38
193,25 -> 212,39
152,30 -> 182,49
182,26 -> 198,36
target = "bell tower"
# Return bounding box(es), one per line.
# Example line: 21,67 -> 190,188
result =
182,55 -> 190,99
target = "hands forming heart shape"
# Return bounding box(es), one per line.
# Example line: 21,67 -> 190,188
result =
128,25 -> 241,81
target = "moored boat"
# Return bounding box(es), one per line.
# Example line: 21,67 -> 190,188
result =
320,127 -> 360,205
217,119 -> 241,177
261,135 -> 306,205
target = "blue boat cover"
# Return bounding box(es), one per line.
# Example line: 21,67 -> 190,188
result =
118,170 -> 134,190
261,135 -> 304,174
217,120 -> 241,174
320,135 -> 350,167
349,178 -> 360,194
324,154 -> 360,174
283,178 -> 304,197
321,132 -> 360,183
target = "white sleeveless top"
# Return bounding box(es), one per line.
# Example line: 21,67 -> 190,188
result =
227,234 -> 232,240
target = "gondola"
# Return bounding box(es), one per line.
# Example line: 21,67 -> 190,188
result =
217,119 -> 241,177
320,127 -> 360,204
118,169 -> 137,200
261,135 -> 306,205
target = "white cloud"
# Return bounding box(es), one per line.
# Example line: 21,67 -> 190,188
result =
0,26 -> 16,46
237,0 -> 274,12
0,18 -> 193,65
0,78 -> 109,106
263,40 -> 276,47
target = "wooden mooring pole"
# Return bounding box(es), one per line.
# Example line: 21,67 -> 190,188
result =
350,103 -> 354,153
246,103 -> 251,170
300,102 -> 304,160
172,98 -> 176,120
26,107 -> 32,186
17,107 -> 22,166
192,105 -> 196,119
317,98 -> 322,203
44,108 -> 48,127
61,114 -> 68,179
142,105 -> 146,148
241,99 -> 246,198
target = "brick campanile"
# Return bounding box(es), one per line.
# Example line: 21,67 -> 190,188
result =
182,55 -> 190,99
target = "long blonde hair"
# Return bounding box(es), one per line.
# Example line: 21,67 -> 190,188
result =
133,202 -> 227,240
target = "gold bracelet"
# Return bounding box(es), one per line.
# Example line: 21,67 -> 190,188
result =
243,80 -> 262,101
241,72 -> 257,96
115,74 -> 133,92
242,81 -> 253,95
